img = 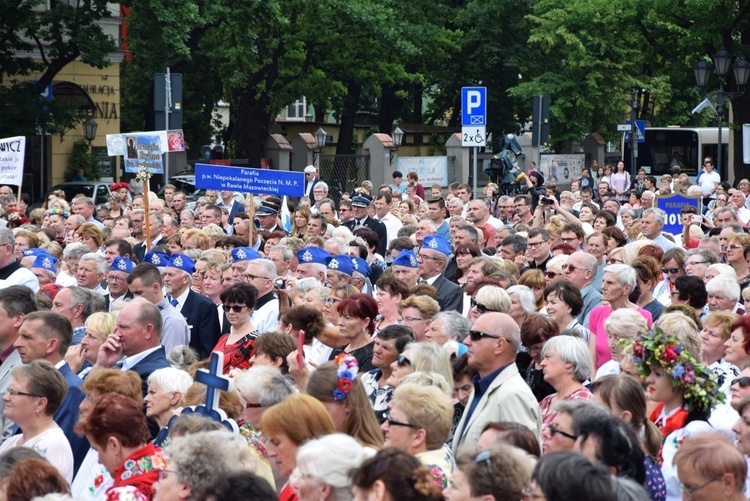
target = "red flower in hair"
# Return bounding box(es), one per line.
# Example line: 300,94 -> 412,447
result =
663,345 -> 678,362
337,378 -> 353,393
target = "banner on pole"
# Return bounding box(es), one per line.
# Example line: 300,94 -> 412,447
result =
0,136 -> 26,187
107,130 -> 184,156
195,163 -> 304,197
124,135 -> 163,174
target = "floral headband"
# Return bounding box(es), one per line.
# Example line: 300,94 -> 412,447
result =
333,353 -> 359,401
45,208 -> 69,218
628,328 -> 724,414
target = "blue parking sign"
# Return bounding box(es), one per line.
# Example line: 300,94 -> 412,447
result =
461,87 -> 487,127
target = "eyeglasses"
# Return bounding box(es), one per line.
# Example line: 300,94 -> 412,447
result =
562,264 -> 586,273
222,304 -> 247,313
469,298 -> 497,315
528,240 -> 547,248
382,410 -> 419,429
245,402 -> 263,409
547,422 -> 577,440
324,297 -> 341,306
397,354 -> 411,367
727,244 -> 744,250
607,258 -> 624,265
468,329 -> 501,342
402,316 -> 425,323
685,260 -> 707,267
732,377 -> 750,388
157,469 -> 178,482
106,275 -> 126,283
545,271 -> 560,279
243,274 -> 271,281
559,237 -> 578,243
661,268 -> 680,275
417,253 -> 440,262
670,290 -> 681,297
679,478 -> 719,497
5,388 -> 41,398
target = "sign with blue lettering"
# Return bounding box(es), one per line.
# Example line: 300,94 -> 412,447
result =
461,87 -> 487,126
195,163 -> 305,197
623,119 -> 646,143
655,193 -> 701,236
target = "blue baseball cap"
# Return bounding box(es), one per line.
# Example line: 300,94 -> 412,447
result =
144,251 -> 169,268
422,235 -> 451,257
31,253 -> 57,272
167,253 -> 195,274
392,249 -> 419,268
110,257 -> 135,273
351,257 -> 371,278
326,255 -> 354,277
296,246 -> 331,265
231,247 -> 261,262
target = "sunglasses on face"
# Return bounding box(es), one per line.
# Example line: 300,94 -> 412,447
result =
222,304 -> 246,313
468,329 -> 502,342
661,268 -> 680,275
381,410 -> 418,428
396,354 -> 411,367
545,271 -> 560,279
470,298 -> 497,315
732,377 -> 750,388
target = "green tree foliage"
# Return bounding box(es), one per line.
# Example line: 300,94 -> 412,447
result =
65,140 -> 101,181
0,0 -> 117,137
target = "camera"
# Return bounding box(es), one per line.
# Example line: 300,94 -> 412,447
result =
541,196 -> 555,205
691,215 -> 702,225
274,278 -> 286,289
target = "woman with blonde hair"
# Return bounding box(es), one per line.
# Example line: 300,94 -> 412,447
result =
74,222 -> 104,252
291,207 -> 312,239
14,230 -> 39,260
65,311 -> 116,375
306,356 -> 384,450
258,394 -> 336,501
519,269 -> 546,311
386,341 -> 453,389
467,285 -> 511,325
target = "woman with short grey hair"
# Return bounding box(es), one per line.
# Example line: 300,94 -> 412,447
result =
506,285 -> 537,330
152,430 -> 257,501
291,433 -> 374,501
588,264 -> 653,374
538,336 -> 593,452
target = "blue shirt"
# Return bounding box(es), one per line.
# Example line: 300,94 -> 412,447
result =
464,363 -> 511,425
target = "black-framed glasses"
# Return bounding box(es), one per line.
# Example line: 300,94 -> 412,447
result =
559,237 -> 577,243
5,388 -> 41,398
562,264 -> 583,273
243,274 -> 271,281
245,402 -> 263,409
732,377 -> 750,388
528,240 -> 547,248
469,298 -> 497,315
548,422 -> 577,440
222,304 -> 247,313
661,268 -> 680,275
468,330 -> 501,342
727,244 -> 743,251
679,478 -> 719,497
382,410 -> 419,428
397,354 -> 411,367
685,260 -> 707,267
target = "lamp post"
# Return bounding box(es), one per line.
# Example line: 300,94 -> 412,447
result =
390,127 -> 403,165
693,48 -> 750,180
83,114 -> 98,154
313,127 -> 327,169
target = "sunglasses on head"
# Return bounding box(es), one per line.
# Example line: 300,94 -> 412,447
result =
470,298 -> 497,315
732,377 -> 750,388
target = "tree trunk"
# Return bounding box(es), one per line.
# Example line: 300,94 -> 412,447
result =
231,88 -> 272,166
336,80 -> 361,155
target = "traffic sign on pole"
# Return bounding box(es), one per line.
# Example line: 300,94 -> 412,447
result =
623,120 -> 646,143
462,127 -> 486,147
461,87 -> 487,127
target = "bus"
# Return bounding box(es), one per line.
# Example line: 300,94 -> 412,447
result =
622,127 -> 730,182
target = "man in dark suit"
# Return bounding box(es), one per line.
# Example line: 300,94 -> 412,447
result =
304,165 -> 320,198
13,311 -> 88,474
94,300 -> 170,397
217,190 -> 245,224
163,253 -> 221,359
133,212 -> 164,263
417,235 -> 463,313
343,194 -> 388,257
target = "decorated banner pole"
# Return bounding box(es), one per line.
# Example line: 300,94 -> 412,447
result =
144,176 -> 152,251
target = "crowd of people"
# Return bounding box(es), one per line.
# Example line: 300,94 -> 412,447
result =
0,161 -> 749,500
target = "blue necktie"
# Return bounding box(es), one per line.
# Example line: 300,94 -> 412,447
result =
171,298 -> 179,307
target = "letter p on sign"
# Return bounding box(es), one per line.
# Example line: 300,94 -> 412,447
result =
461,87 -> 486,127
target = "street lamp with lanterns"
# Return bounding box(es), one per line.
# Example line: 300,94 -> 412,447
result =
82,114 -> 98,152
390,126 -> 403,165
693,48 -> 750,179
313,127 -> 327,168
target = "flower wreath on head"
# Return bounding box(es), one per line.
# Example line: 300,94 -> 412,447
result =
627,327 -> 725,414
45,208 -> 69,218
333,353 -> 359,401
5,210 -> 29,227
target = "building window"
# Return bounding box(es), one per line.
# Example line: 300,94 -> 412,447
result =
286,97 -> 307,121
